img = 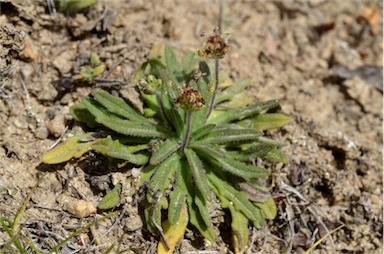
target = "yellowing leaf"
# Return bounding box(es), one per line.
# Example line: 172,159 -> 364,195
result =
158,205 -> 188,254
42,135 -> 93,164
248,113 -> 290,131
219,79 -> 233,88
92,64 -> 105,77
254,197 -> 277,220
149,43 -> 166,62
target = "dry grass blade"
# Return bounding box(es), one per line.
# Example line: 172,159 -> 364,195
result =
304,224 -> 345,254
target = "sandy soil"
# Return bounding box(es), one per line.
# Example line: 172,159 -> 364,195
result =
0,0 -> 382,253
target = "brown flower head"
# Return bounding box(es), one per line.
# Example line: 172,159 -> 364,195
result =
198,30 -> 230,59
176,86 -> 205,111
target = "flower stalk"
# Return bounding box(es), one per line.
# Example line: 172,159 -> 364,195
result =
181,110 -> 192,155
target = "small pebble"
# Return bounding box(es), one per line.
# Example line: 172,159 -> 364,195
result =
67,200 -> 96,218
14,118 -> 28,129
131,167 -> 141,178
35,126 -> 49,139
45,114 -> 66,137
21,34 -> 39,60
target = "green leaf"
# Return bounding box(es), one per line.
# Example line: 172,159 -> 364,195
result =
90,52 -> 101,67
70,103 -> 99,128
98,183 -> 121,210
196,127 -> 261,144
217,194 -> 249,251
208,99 -> 281,124
144,195 -> 168,235
190,124 -> 216,141
254,197 -> 277,220
185,149 -> 211,200
264,148 -> 288,163
189,143 -> 226,159
91,136 -> 149,165
80,66 -> 93,82
208,172 -> 265,228
182,158 -> 216,242
57,0 -> 98,13
229,204 -> 249,250
168,166 -> 187,225
42,134 -> 149,165
150,139 -> 180,165
238,113 -> 290,131
187,196 -> 216,242
194,194 -> 213,230
165,45 -> 182,85
190,61 -> 213,128
215,78 -> 252,104
148,153 -> 179,193
244,143 -> 276,160
214,157 -> 269,180
256,136 -> 286,146
181,51 -> 198,78
132,62 -> 150,84
83,97 -> 166,138
93,90 -> 151,125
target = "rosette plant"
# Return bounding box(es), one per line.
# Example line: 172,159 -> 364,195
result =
43,31 -> 289,252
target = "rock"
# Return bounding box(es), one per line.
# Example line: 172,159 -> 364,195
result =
44,110 -> 66,137
52,49 -> 76,74
66,199 -> 97,218
20,34 -> 39,60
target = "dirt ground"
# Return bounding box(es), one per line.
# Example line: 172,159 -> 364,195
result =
0,0 -> 382,253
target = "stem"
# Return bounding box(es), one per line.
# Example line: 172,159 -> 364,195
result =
181,111 -> 192,155
204,58 -> 220,122
155,91 -> 174,131
204,0 -> 223,122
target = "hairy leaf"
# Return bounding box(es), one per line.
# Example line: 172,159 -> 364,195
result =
229,204 -> 249,251
165,45 -> 182,85
70,103 -> 99,128
208,172 -> 265,228
215,78 -> 252,104
208,99 -> 281,124
254,197 -> 277,220
244,143 -> 276,160
190,61 -> 213,128
83,97 -> 166,138
185,149 -> 211,200
264,148 -> 288,163
187,196 -> 216,242
215,157 -> 269,180
148,153 -> 179,193
42,134 -> 94,164
217,194 -> 250,251
98,183 -> 121,210
189,143 -> 226,159
181,159 -> 216,242
194,194 -> 213,230
238,113 -> 290,131
93,90 -> 151,125
168,169 -> 187,225
196,127 -> 261,144
181,51 -> 198,78
191,124 -> 216,141
150,139 -> 180,165
144,195 -> 168,235
91,136 -> 149,165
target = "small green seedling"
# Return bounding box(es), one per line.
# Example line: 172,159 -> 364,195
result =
43,31 -> 289,253
55,0 -> 98,14
80,52 -> 105,82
